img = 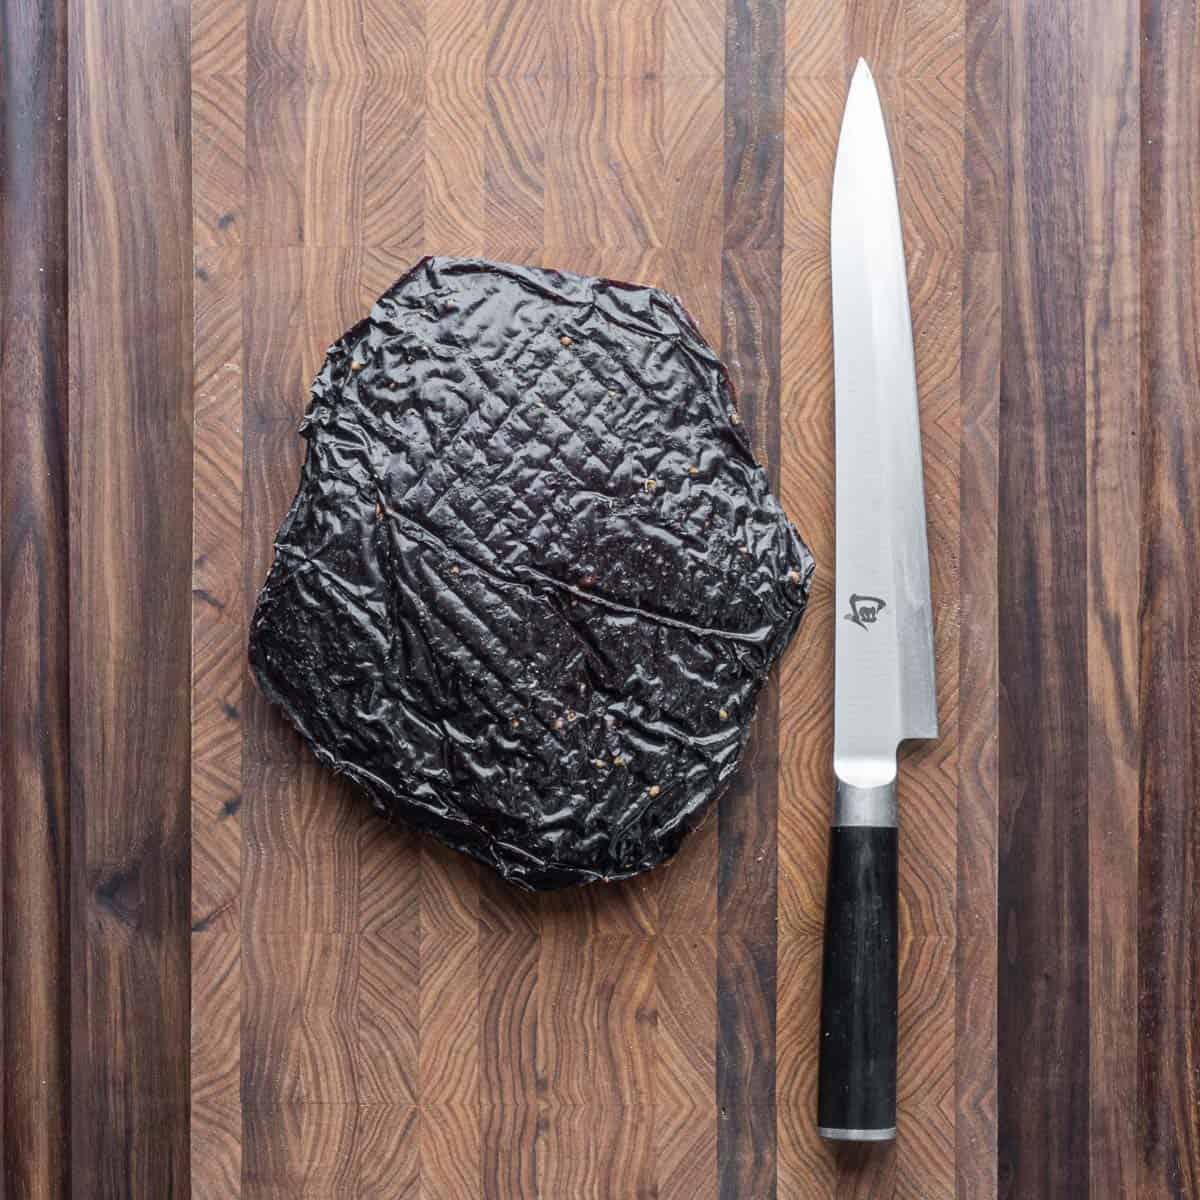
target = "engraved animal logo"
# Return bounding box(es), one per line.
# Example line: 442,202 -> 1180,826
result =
845,593 -> 887,630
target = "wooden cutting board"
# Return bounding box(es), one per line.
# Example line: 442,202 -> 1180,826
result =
190,3 -> 964,1194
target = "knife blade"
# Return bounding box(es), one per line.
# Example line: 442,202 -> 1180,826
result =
817,58 -> 938,1144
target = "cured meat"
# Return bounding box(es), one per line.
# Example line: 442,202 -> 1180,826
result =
249,256 -> 813,889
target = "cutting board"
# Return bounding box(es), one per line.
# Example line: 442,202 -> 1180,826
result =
188,2 -> 964,1196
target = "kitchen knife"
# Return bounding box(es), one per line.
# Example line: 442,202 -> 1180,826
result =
817,59 -> 938,1143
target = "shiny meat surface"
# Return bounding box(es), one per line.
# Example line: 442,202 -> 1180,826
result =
249,256 -> 813,888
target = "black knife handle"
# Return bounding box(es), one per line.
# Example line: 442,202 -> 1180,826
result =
817,783 -> 899,1142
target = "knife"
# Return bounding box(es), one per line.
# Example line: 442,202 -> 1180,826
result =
817,59 -> 939,1143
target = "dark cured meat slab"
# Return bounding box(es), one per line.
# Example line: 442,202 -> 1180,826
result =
249,256 -> 813,889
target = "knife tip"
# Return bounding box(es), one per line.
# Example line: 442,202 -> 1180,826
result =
852,57 -> 873,83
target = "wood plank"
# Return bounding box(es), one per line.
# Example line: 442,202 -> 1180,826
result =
1082,2 -> 1142,1198
426,0 -> 486,256
0,0 -> 70,1195
544,74 -> 664,251
240,248 -> 306,767
356,1106 -> 420,1199
956,0 -> 1003,1196
718,1 -> 786,1195
666,0 -> 724,80
546,0 -> 664,81
67,0 -> 193,1192
245,0 -> 305,245
479,876 -> 539,1199
956,242 -> 1000,1200
896,36 -> 963,1186
961,0 -> 1005,254
484,72 -> 547,263
302,12 -> 369,251
537,936 -> 657,1196
997,1 -> 1091,1194
242,762 -> 360,937
415,843 -> 479,1195
485,0 -> 548,261
193,245 -> 245,935
655,921 -> 719,1200
537,881 -> 657,1080
191,239 -> 246,1195
355,6 -> 425,250
1138,2 -> 1200,1197
191,0 -> 246,244
242,930 -> 360,1107
191,930 -> 242,1199
785,0 -> 842,79
303,0 -> 425,249
357,815 -> 419,1109
896,44 -> 963,1182
846,0 -> 905,80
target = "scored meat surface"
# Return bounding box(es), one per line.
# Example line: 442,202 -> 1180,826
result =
249,256 -> 813,889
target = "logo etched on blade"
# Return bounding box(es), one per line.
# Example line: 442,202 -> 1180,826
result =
845,594 -> 886,630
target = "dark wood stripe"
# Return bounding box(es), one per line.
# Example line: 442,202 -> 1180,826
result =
1138,2 -> 1200,1196
1,0 -> 70,1195
963,0 -> 1007,254
67,0 -> 193,1192
1082,1 -> 1142,1196
718,1 -> 784,1195
997,2 -> 1092,1195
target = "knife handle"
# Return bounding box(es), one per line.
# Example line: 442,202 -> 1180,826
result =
817,779 -> 898,1142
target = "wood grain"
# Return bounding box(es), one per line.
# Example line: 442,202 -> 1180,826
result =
192,929 -> 242,1197
1138,3 -> 1200,1197
1082,1 -> 1141,1196
7,0 -> 1200,1194
956,238 -> 1000,1200
956,0 -> 1003,1195
191,241 -> 245,1195
193,245 -> 245,937
896,18 -> 963,1187
192,0 -> 245,245
68,0 -> 193,1194
191,6 -> 248,1178
997,0 -> 1091,1193
1,1 -> 70,1196
717,2 -> 786,1195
